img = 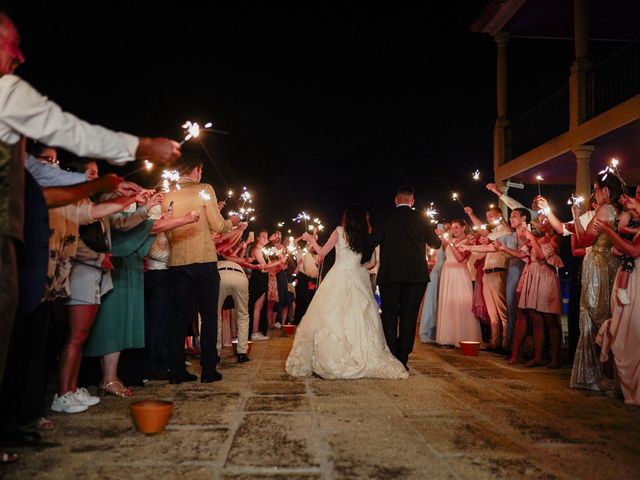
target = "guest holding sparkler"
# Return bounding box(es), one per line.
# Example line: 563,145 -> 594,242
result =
293,237 -> 320,325
161,154 -> 240,384
495,218 -> 563,367
542,174 -> 622,390
593,195 -> 640,406
463,205 -> 512,354
435,220 -> 481,347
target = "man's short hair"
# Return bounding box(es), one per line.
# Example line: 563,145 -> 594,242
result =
486,206 -> 502,216
396,184 -> 414,197
176,153 -> 203,175
513,207 -> 530,224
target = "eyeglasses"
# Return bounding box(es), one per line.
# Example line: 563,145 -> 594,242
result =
37,155 -> 59,165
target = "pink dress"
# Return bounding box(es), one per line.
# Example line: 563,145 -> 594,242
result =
518,243 -> 563,314
436,245 -> 482,346
597,251 -> 640,406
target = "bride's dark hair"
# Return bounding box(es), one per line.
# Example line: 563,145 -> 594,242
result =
341,204 -> 371,254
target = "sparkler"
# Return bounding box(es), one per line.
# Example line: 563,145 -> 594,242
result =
161,169 -> 181,192
535,175 -> 544,196
451,192 -> 465,209
425,202 -> 439,225
262,246 -> 278,258
293,211 -> 311,229
472,170 -> 481,181
277,221 -> 285,228
199,189 -> 212,202
123,159 -> 154,178
567,194 -> 584,207
598,157 -> 622,181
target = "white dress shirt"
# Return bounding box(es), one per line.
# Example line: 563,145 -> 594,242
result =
0,75 -> 138,165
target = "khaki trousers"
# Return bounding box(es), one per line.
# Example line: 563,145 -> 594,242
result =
217,270 -> 249,354
482,270 -> 508,349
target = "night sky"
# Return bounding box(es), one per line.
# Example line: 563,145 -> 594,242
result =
8,2 -> 612,233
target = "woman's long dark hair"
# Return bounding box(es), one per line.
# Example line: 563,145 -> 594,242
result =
341,204 -> 371,254
596,173 -> 624,211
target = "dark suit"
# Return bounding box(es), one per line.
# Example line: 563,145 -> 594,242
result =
372,205 -> 441,367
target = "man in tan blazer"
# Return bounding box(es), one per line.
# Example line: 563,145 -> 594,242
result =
162,155 -> 240,383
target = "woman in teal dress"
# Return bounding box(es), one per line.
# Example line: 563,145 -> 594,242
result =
83,218 -> 155,396
84,205 -> 200,396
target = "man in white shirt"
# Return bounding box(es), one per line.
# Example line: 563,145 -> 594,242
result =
0,11 -> 180,391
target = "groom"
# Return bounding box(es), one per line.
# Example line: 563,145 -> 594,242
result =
372,185 -> 441,369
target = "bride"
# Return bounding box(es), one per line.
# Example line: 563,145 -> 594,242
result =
285,205 -> 408,380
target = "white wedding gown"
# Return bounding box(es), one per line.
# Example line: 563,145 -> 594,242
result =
285,227 -> 409,380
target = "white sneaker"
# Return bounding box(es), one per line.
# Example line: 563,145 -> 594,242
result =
73,387 -> 100,407
251,333 -> 269,341
51,392 -> 89,414
617,288 -> 631,305
274,322 -> 282,329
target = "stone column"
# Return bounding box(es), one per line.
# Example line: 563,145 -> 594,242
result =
493,32 -> 510,172
574,145 -> 594,207
569,0 -> 592,128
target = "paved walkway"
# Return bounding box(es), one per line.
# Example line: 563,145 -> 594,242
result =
4,333 -> 640,479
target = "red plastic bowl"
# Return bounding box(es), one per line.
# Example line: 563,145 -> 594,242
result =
459,341 -> 480,356
282,324 -> 297,336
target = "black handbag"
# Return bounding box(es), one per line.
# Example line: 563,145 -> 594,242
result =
79,219 -> 109,253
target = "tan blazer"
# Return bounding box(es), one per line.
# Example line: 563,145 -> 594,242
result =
162,177 -> 233,267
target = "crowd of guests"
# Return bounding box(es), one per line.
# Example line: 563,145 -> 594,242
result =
1,8 -> 639,469
418,178 -> 640,407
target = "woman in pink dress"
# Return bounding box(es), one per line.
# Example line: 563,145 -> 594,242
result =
497,219 -> 563,367
593,195 -> 640,406
436,220 -> 482,347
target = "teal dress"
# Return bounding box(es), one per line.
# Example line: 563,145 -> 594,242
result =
84,219 -> 155,357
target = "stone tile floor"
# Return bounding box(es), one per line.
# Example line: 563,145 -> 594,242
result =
2,332 -> 640,479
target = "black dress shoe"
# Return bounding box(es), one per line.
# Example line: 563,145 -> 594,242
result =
169,372 -> 198,384
237,354 -> 250,363
200,371 -> 223,383
150,369 -> 170,380
0,427 -> 41,446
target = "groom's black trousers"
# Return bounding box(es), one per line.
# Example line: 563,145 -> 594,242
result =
379,282 -> 427,366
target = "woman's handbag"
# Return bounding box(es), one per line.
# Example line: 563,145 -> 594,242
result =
79,219 -> 109,253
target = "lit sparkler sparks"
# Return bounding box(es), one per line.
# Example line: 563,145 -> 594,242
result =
451,192 -> 465,208
293,211 -> 311,229
472,170 -> 481,181
535,174 -> 544,196
161,169 -> 181,192
277,221 -> 285,228
567,194 -> 584,207
425,202 -> 438,225
199,189 -> 212,201
599,157 -> 621,181
262,246 -> 278,258
123,159 -> 155,178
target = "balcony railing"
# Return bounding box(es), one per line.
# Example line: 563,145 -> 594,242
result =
507,86 -> 569,159
587,41 -> 640,119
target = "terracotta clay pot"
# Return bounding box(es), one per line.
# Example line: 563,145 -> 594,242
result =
459,341 -> 481,356
130,400 -> 173,434
232,340 -> 253,355
282,324 -> 297,336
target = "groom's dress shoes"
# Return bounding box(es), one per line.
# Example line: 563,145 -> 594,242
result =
201,370 -> 223,383
169,371 -> 198,384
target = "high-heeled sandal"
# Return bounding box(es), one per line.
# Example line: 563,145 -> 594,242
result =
98,379 -> 134,398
